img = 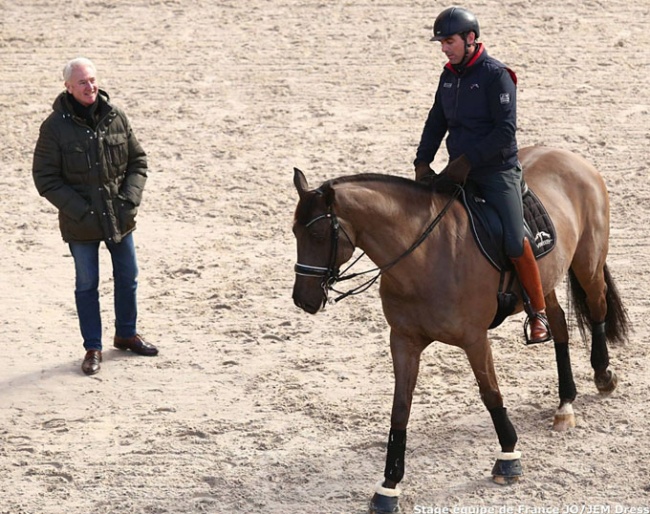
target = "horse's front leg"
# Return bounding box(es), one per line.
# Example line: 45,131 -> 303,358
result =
464,335 -> 522,485
369,330 -> 424,514
546,290 -> 577,430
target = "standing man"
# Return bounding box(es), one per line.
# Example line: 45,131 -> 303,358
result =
414,7 -> 551,343
33,57 -> 158,375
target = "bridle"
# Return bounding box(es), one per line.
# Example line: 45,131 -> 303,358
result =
294,210 -> 342,294
294,185 -> 462,305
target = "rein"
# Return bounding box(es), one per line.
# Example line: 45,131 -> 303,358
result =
295,184 -> 462,304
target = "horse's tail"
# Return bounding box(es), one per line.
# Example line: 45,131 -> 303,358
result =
567,263 -> 630,344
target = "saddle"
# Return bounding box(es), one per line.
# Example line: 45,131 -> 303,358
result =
460,180 -> 556,329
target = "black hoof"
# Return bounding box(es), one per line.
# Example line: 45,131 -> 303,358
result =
492,456 -> 523,485
369,492 -> 401,513
595,369 -> 617,394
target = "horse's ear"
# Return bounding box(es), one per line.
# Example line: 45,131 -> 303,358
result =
293,167 -> 309,198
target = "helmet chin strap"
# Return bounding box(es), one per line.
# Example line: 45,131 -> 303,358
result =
454,33 -> 476,70
462,34 -> 474,65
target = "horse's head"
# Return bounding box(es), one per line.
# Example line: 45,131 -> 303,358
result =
292,168 -> 355,314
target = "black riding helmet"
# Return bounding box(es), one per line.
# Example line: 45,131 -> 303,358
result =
431,6 -> 480,41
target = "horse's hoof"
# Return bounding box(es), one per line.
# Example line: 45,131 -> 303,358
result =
493,474 -> 521,485
491,451 -> 523,486
368,493 -> 401,513
553,403 -> 576,431
595,369 -> 618,395
369,481 -> 401,513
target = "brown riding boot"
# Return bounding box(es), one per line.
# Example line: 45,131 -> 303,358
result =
511,239 -> 552,344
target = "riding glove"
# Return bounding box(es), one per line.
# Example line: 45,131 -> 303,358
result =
414,162 -> 435,183
441,155 -> 471,184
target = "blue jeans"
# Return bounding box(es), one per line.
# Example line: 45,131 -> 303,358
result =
69,232 -> 139,351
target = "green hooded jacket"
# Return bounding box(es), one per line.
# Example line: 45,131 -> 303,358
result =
33,90 -> 147,243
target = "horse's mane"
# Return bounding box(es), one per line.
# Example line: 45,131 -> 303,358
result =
323,172 -> 462,200
319,173 -> 431,198
323,173 -> 421,189
296,173 -> 434,225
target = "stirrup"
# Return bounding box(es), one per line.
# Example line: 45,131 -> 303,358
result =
523,313 -> 552,345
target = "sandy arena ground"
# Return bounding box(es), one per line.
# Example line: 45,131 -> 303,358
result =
1,1 -> 649,513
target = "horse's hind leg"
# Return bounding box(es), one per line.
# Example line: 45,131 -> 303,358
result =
464,336 -> 522,485
591,320 -> 617,394
569,260 -> 618,395
545,290 -> 577,430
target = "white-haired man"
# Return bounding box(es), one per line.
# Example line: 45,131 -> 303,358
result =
33,57 -> 158,375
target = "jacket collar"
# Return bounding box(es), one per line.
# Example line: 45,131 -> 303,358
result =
53,89 -> 111,115
444,43 -> 486,75
53,89 -> 113,125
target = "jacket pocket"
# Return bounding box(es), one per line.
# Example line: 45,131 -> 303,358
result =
116,198 -> 138,233
104,134 -> 128,176
59,207 -> 103,242
62,141 -> 90,177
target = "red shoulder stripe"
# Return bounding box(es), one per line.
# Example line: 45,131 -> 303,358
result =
506,67 -> 517,86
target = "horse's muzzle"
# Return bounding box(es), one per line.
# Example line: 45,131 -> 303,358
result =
292,295 -> 323,315
293,298 -> 320,314
292,282 -> 326,314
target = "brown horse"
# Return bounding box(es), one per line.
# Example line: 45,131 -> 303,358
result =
291,145 -> 628,514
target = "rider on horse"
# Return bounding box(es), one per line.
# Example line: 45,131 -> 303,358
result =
413,6 -> 551,344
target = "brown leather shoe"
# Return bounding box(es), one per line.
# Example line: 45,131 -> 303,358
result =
113,334 -> 158,356
82,350 -> 102,375
526,311 -> 552,344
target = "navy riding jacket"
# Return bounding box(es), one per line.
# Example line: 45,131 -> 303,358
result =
415,44 -> 518,174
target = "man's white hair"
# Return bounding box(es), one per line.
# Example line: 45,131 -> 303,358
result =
62,57 -> 96,82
